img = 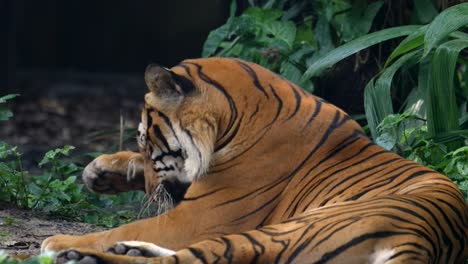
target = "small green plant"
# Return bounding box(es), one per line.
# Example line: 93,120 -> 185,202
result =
375,113 -> 468,199
0,252 -> 53,264
0,94 -> 144,227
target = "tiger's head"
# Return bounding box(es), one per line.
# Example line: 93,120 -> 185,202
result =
137,57 -> 349,207
138,61 -> 222,202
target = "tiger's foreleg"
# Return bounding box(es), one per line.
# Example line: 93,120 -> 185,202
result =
54,195 -> 451,264
82,151 -> 145,194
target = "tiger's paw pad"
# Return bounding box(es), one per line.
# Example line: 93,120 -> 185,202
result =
56,250 -> 100,264
107,241 -> 175,257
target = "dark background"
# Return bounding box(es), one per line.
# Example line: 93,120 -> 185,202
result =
0,0 -> 245,169
1,0 -> 237,94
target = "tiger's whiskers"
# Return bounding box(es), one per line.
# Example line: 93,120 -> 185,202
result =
138,183 -> 174,219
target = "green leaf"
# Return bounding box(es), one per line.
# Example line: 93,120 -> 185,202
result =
301,25 -> 421,81
337,0 -> 384,42
264,20 -> 296,49
0,94 -> 19,104
243,7 -> 283,23
412,0 -> 438,24
365,50 -> 421,139
385,26 -> 427,67
313,15 -> 335,56
39,145 -> 75,167
424,3 -> 468,56
376,132 -> 397,150
426,39 -> 468,138
202,21 -> 233,57
0,107 -> 14,121
295,22 -> 316,47
229,0 -> 237,18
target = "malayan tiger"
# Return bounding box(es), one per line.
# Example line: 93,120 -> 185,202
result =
41,58 -> 468,264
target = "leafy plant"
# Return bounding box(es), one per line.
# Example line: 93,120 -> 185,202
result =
0,252 -> 53,264
298,3 -> 468,199
202,0 -> 384,91
0,95 -> 145,227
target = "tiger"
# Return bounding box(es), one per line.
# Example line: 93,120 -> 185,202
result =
41,57 -> 468,264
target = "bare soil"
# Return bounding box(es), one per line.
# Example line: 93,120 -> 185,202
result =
0,207 -> 105,259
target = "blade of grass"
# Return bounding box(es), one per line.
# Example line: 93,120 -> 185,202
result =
426,39 -> 468,139
424,3 -> 468,56
365,50 -> 421,139
385,26 -> 427,68
301,25 -> 421,81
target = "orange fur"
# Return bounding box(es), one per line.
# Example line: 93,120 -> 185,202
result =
43,58 -> 468,264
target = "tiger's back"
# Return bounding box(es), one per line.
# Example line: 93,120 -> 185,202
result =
42,58 -> 468,264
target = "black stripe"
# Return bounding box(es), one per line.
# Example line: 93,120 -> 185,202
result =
183,187 -> 226,201
248,103 -> 260,123
236,60 -> 269,98
312,231 -> 409,264
304,100 -> 322,128
316,157 -> 401,207
214,115 -> 243,152
152,125 -> 170,151
230,192 -> 282,222
176,63 -> 193,77
285,140 -> 376,217
187,247 -> 209,264
238,233 -> 265,263
286,83 -> 302,120
220,237 -> 233,263
214,111 -> 351,208
185,62 -> 238,145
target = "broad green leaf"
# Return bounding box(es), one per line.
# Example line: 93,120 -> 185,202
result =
39,145 -> 75,167
0,107 -> 13,121
295,22 -> 315,47
264,20 -> 297,49
412,0 -> 438,24
229,0 -> 237,18
424,3 -> 468,56
365,50 -> 421,139
202,21 -> 232,57
301,25 -> 421,81
313,15 -> 334,56
426,39 -> 468,138
337,0 -> 384,43
376,132 -> 397,150
283,1 -> 307,21
385,26 -> 427,67
0,94 -> 19,103
243,7 -> 283,23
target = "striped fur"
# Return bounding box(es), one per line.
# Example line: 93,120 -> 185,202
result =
42,58 -> 468,264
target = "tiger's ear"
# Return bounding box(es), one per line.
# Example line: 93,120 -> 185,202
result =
144,64 -> 194,99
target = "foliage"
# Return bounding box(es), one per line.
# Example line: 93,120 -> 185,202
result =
295,3 -> 468,199
0,252 -> 53,264
202,0 -> 385,91
377,113 -> 468,198
0,95 -> 144,228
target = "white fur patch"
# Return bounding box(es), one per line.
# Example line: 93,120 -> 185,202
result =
369,249 -> 395,264
173,122 -> 212,182
116,241 -> 175,256
137,122 -> 147,149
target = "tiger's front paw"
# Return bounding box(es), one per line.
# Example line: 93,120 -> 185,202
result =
107,241 -> 175,257
56,250 -> 99,264
41,234 -> 79,253
83,151 -> 145,194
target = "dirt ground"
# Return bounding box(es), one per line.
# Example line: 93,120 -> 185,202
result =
0,208 -> 105,258
1,76 -> 146,259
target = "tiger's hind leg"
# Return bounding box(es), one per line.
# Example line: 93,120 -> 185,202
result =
55,194 -> 466,263
82,151 -> 145,194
